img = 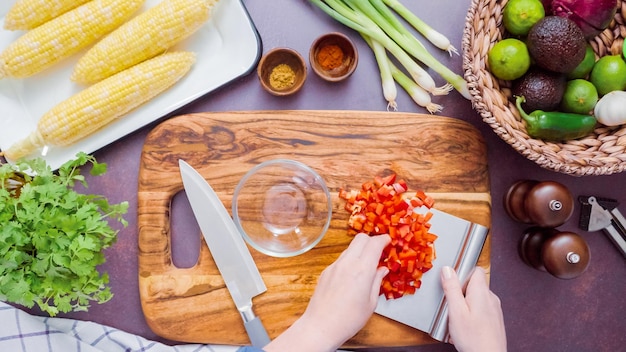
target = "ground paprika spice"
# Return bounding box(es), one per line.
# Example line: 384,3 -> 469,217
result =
316,44 -> 344,70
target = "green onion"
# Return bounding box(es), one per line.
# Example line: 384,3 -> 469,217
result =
391,62 -> 443,114
362,34 -> 397,111
366,0 -> 424,49
309,0 -> 470,108
364,33 -> 450,111
382,0 -> 459,56
344,0 -> 466,96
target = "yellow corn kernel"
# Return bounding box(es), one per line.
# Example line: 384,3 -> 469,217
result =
4,51 -> 196,160
0,0 -> 145,79
71,0 -> 217,84
3,0 -> 92,31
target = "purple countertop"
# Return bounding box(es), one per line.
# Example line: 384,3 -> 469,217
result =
10,0 -> 626,351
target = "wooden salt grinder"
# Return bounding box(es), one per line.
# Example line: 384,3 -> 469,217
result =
504,180 -> 574,227
519,227 -> 590,279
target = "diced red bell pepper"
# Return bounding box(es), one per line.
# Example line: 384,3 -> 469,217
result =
374,174 -> 397,187
339,173 -> 438,300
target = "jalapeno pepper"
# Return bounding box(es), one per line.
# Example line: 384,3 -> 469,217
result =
515,96 -> 597,141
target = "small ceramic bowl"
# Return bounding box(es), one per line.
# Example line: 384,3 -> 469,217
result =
309,32 -> 358,82
257,48 -> 307,96
232,159 -> 332,258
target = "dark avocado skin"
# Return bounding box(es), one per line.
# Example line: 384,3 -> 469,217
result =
527,16 -> 587,73
513,68 -> 566,112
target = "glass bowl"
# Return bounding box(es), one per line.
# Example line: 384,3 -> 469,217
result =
232,159 -> 332,257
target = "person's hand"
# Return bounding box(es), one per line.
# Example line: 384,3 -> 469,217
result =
264,233 -> 390,352
302,233 -> 390,342
441,266 -> 507,352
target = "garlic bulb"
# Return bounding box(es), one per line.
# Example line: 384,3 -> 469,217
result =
594,91 -> 626,126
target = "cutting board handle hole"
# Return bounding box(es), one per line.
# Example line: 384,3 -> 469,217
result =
170,190 -> 201,268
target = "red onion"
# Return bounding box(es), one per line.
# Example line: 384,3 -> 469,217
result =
540,0 -> 619,38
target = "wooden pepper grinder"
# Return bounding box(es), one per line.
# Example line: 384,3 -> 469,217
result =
519,227 -> 590,279
504,180 -> 574,227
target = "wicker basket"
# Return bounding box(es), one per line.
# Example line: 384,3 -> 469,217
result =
462,0 -> 626,176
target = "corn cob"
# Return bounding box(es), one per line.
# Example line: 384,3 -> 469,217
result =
4,51 -> 196,160
3,0 -> 92,31
71,0 -> 217,84
0,0 -> 145,79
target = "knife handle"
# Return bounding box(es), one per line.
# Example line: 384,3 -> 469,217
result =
244,313 -> 271,348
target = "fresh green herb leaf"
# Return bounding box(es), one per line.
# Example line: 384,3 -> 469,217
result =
0,152 -> 127,316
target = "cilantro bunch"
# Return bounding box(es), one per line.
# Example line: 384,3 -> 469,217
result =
0,153 -> 128,316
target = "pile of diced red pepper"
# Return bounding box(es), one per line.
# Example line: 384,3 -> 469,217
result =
339,174 -> 438,299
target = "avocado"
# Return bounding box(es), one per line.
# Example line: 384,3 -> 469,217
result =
526,16 -> 587,73
513,68 -> 566,111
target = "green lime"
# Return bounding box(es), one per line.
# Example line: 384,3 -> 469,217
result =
488,38 -> 531,81
567,44 -> 596,79
561,79 -> 598,114
590,55 -> 626,96
503,0 -> 545,36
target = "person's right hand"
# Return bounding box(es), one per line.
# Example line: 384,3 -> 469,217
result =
441,266 -> 507,352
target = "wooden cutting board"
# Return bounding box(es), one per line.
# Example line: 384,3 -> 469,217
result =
137,110 -> 491,347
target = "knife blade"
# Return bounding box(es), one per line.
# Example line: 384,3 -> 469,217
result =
179,159 -> 270,347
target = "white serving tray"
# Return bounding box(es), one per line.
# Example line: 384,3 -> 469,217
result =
0,0 -> 261,169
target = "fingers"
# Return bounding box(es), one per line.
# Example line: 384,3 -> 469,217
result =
347,233 -> 390,254
345,233 -> 371,253
342,233 -> 390,264
370,266 -> 390,301
347,234 -> 390,304
362,234 -> 391,259
466,267 -> 488,290
339,233 -> 390,302
335,233 -> 367,262
445,266 -> 499,315
329,233 -> 390,281
440,266 -> 468,316
464,267 -> 494,309
441,266 -> 507,352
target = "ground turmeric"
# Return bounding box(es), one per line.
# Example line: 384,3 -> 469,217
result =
269,64 -> 296,90
317,44 -> 344,70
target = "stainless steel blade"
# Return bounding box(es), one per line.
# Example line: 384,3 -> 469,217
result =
179,160 -> 270,347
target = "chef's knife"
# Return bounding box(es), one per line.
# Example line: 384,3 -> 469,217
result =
179,159 -> 270,347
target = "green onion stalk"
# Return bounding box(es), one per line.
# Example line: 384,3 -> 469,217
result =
309,0 -> 470,107
391,62 -> 443,114
363,35 -> 442,113
362,34 -> 398,111
381,0 -> 459,56
343,0 -> 459,95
